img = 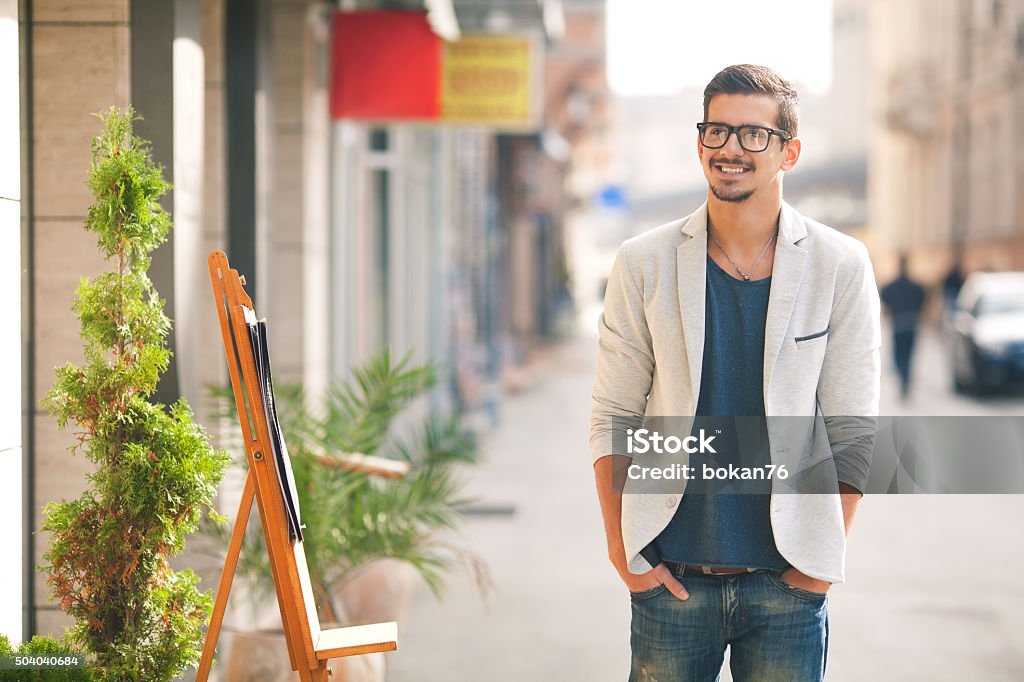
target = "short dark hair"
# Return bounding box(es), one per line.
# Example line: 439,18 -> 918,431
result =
703,64 -> 800,140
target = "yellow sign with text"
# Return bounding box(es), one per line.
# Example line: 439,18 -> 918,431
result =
441,34 -> 539,128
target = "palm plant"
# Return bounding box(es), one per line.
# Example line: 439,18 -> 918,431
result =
204,349 -> 489,622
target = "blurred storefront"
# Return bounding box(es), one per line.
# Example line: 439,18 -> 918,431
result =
6,0 -> 607,643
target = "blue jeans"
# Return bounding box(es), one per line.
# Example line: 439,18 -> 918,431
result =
629,564 -> 829,681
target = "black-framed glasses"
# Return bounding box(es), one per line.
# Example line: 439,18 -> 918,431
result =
696,122 -> 793,152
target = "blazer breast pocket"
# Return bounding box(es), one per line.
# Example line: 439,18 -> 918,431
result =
794,326 -> 830,348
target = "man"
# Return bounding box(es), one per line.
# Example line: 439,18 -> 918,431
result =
590,65 -> 880,681
941,258 -> 965,311
880,254 -> 927,399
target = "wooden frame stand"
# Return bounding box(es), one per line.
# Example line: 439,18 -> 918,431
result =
197,252 -> 399,681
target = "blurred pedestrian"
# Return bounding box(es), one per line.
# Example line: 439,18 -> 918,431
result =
590,64 -> 880,682
880,254 -> 927,399
942,258 -> 965,313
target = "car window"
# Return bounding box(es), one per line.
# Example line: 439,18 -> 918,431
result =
975,293 -> 1024,317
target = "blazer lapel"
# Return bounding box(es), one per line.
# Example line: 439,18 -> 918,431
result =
763,202 -> 808,400
678,204 -> 709,408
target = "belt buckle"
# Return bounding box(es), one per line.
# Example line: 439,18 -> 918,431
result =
700,564 -> 756,575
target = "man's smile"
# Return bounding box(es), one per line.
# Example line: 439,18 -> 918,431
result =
711,161 -> 752,177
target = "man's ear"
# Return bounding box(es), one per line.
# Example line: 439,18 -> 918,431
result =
780,137 -> 801,171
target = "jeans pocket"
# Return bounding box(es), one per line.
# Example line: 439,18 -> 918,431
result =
628,583 -> 668,601
765,571 -> 828,602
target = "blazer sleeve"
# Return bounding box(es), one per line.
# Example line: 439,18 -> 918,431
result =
818,241 -> 882,493
590,244 -> 655,464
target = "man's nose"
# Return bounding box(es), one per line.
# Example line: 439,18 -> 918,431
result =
722,131 -> 746,154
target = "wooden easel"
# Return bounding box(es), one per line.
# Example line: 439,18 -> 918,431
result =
198,251 -> 403,681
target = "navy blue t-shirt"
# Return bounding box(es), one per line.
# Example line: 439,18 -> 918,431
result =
647,254 -> 789,570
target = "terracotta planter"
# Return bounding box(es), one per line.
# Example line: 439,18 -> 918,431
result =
225,627 -> 385,682
335,558 -> 419,625
223,560 -> 415,682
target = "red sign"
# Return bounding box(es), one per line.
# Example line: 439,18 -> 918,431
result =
330,11 -> 442,120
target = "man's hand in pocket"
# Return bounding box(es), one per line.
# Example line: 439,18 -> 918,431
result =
622,562 -> 689,600
780,567 -> 831,595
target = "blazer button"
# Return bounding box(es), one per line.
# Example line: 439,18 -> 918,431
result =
666,495 -> 678,508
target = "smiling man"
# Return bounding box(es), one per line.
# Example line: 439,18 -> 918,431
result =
590,65 -> 881,680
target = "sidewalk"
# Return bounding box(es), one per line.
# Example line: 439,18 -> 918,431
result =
388,311 -> 1024,681
388,316 -> 629,681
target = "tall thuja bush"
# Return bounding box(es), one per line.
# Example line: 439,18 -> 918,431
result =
41,107 -> 229,681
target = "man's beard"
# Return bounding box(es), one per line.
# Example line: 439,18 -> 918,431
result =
708,157 -> 756,203
710,183 -> 755,203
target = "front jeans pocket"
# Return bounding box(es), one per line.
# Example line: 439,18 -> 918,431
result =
628,583 -> 668,601
765,570 -> 829,603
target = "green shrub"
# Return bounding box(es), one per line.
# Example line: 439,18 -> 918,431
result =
0,635 -> 93,681
40,107 -> 230,681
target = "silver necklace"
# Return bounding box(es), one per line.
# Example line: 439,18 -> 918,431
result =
708,226 -> 777,281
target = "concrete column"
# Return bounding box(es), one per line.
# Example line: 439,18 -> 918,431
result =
224,0 -> 272,309
199,0 -> 230,439
263,0 -> 333,393
428,129 -> 454,417
131,0 -> 178,406
301,4 -> 331,405
169,1 -> 209,419
130,0 -> 206,412
266,0 -> 307,383
29,0 -> 131,636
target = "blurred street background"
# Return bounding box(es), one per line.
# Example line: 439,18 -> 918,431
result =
4,0 -> 1024,679
389,312 -> 1024,681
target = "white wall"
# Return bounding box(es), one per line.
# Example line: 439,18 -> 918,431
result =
0,0 -> 23,644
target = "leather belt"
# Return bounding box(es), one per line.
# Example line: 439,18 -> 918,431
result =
683,564 -> 758,575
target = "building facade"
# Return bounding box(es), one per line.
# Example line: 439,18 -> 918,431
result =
6,0 -> 606,645
871,0 -> 1024,283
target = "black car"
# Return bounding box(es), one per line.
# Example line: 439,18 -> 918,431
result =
950,272 -> 1024,394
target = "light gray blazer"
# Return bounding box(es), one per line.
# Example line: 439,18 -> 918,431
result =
590,201 -> 881,584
